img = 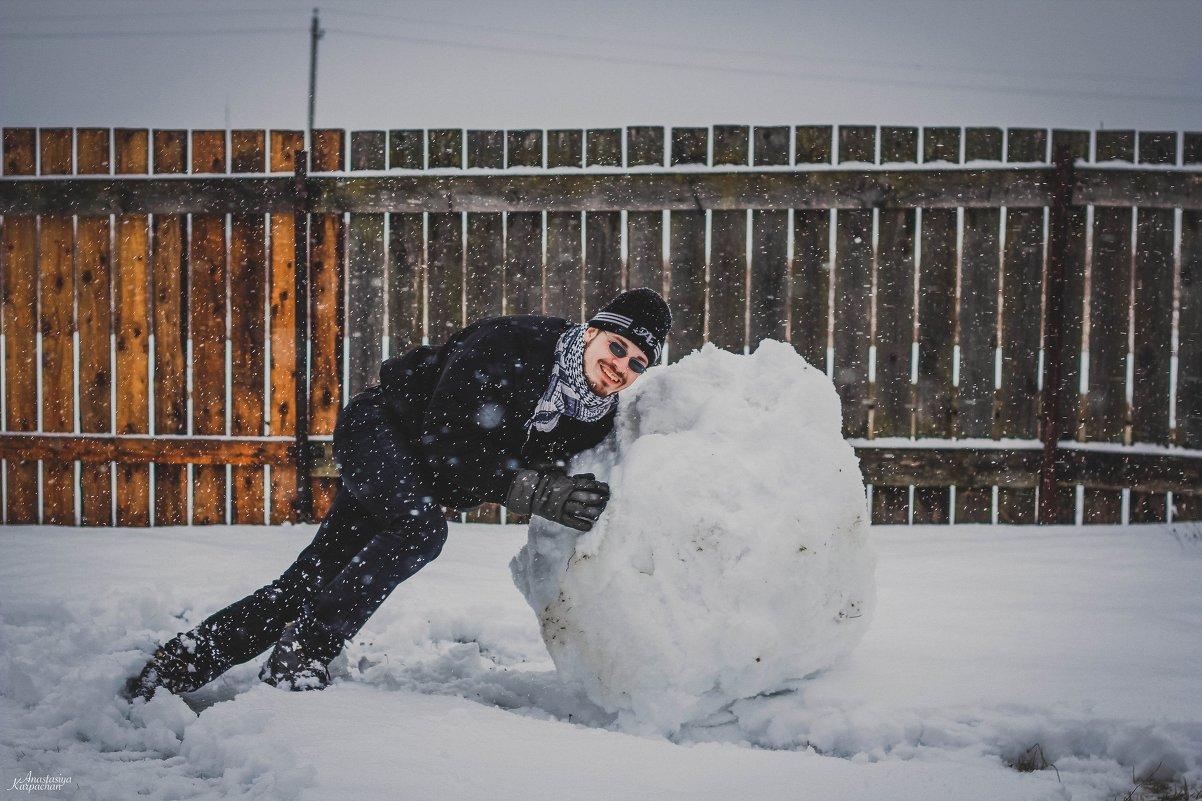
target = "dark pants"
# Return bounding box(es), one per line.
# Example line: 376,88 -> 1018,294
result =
168,386 -> 449,687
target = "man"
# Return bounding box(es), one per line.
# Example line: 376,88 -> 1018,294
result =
125,288 -> 672,697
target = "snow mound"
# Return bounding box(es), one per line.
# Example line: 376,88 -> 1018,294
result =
511,340 -> 876,733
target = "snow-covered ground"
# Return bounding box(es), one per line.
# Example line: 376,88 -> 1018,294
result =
1,520 -> 1199,801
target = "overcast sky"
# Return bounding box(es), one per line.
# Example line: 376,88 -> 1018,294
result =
2,0 -> 1200,135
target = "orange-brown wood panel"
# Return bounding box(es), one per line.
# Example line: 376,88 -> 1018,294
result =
0,433 -> 292,464
39,129 -> 75,525
230,130 -> 267,523
115,129 -> 149,174
150,130 -> 187,525
268,131 -> 303,523
2,129 -> 38,522
39,128 -> 72,174
77,129 -> 114,525
77,128 -> 111,174
189,131 -> 228,524
114,215 -> 151,526
3,128 -> 37,176
310,130 -> 345,519
112,132 -> 153,526
1,144 -> 38,521
189,211 -> 227,524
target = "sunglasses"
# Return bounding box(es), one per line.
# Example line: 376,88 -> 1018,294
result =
607,337 -> 648,374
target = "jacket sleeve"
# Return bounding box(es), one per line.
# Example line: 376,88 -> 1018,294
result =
418,339 -> 527,504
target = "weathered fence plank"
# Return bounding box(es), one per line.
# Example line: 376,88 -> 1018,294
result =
1178,188 -> 1202,520
1085,205 -> 1131,523
741,129 -> 789,349
504,211 -> 542,316
545,130 -> 580,169
713,126 -> 750,167
10,168 -> 1202,216
753,126 -> 789,167
585,211 -> 622,317
2,129 -> 38,522
77,129 -> 114,526
586,129 -> 621,168
872,130 -> 918,522
347,130 -> 388,401
965,128 -> 1003,163
428,129 -> 461,170
671,128 -> 707,166
627,126 -> 664,168
388,213 -> 423,351
832,124 -> 879,440
267,133 -> 301,522
189,131 -> 228,524
913,127 -> 960,523
466,212 -> 504,322
150,130 -> 187,526
310,131 -> 345,519
507,130 -> 543,169
873,208 -> 916,523
955,128 -> 1004,522
749,209 -> 789,347
345,212 -> 385,393
795,126 -> 832,165
709,209 -> 748,352
994,128 -> 1046,523
0,434 -> 289,465
1047,130 -> 1091,523
465,137 -> 507,525
626,211 -> 663,299
881,127 -> 918,165
833,208 -> 874,439
427,212 -> 464,340
1130,202 -> 1175,522
545,211 -> 582,321
839,126 -> 875,164
668,209 -> 706,357
469,129 -> 505,169
389,129 -> 423,170
230,131 -> 268,524
790,209 -> 829,371
39,129 -> 75,525
351,130 -> 386,172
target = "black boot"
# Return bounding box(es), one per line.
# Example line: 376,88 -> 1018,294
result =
122,635 -> 213,701
259,615 -> 345,691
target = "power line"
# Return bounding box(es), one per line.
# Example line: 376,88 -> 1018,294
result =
0,27 -> 305,40
324,26 -> 1202,107
0,8 -> 293,22
323,6 -> 1200,93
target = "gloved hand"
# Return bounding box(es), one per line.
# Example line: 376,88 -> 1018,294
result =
506,469 -> 610,532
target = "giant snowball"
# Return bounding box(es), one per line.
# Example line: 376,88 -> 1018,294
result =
510,340 -> 876,733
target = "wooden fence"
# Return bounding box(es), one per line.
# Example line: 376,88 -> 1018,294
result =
1,124 -> 1200,527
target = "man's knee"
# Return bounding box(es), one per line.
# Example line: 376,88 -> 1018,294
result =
383,504 -> 448,562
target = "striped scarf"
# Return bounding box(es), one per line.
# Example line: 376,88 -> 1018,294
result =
527,324 -> 616,433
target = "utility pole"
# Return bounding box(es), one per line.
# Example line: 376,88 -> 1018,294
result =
307,7 -> 324,165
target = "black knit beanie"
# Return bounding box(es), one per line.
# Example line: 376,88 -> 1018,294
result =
587,288 -> 672,365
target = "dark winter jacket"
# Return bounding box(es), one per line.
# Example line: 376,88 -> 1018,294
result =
377,315 -> 617,510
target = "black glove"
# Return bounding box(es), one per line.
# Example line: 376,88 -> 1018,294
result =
506,469 -> 610,532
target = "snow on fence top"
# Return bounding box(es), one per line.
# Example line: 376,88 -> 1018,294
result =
1,124 -> 1200,527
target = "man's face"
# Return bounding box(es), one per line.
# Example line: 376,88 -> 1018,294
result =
582,327 -> 649,396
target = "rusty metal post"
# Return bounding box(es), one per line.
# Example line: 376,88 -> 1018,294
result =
292,150 -> 314,521
1038,147 -> 1075,523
